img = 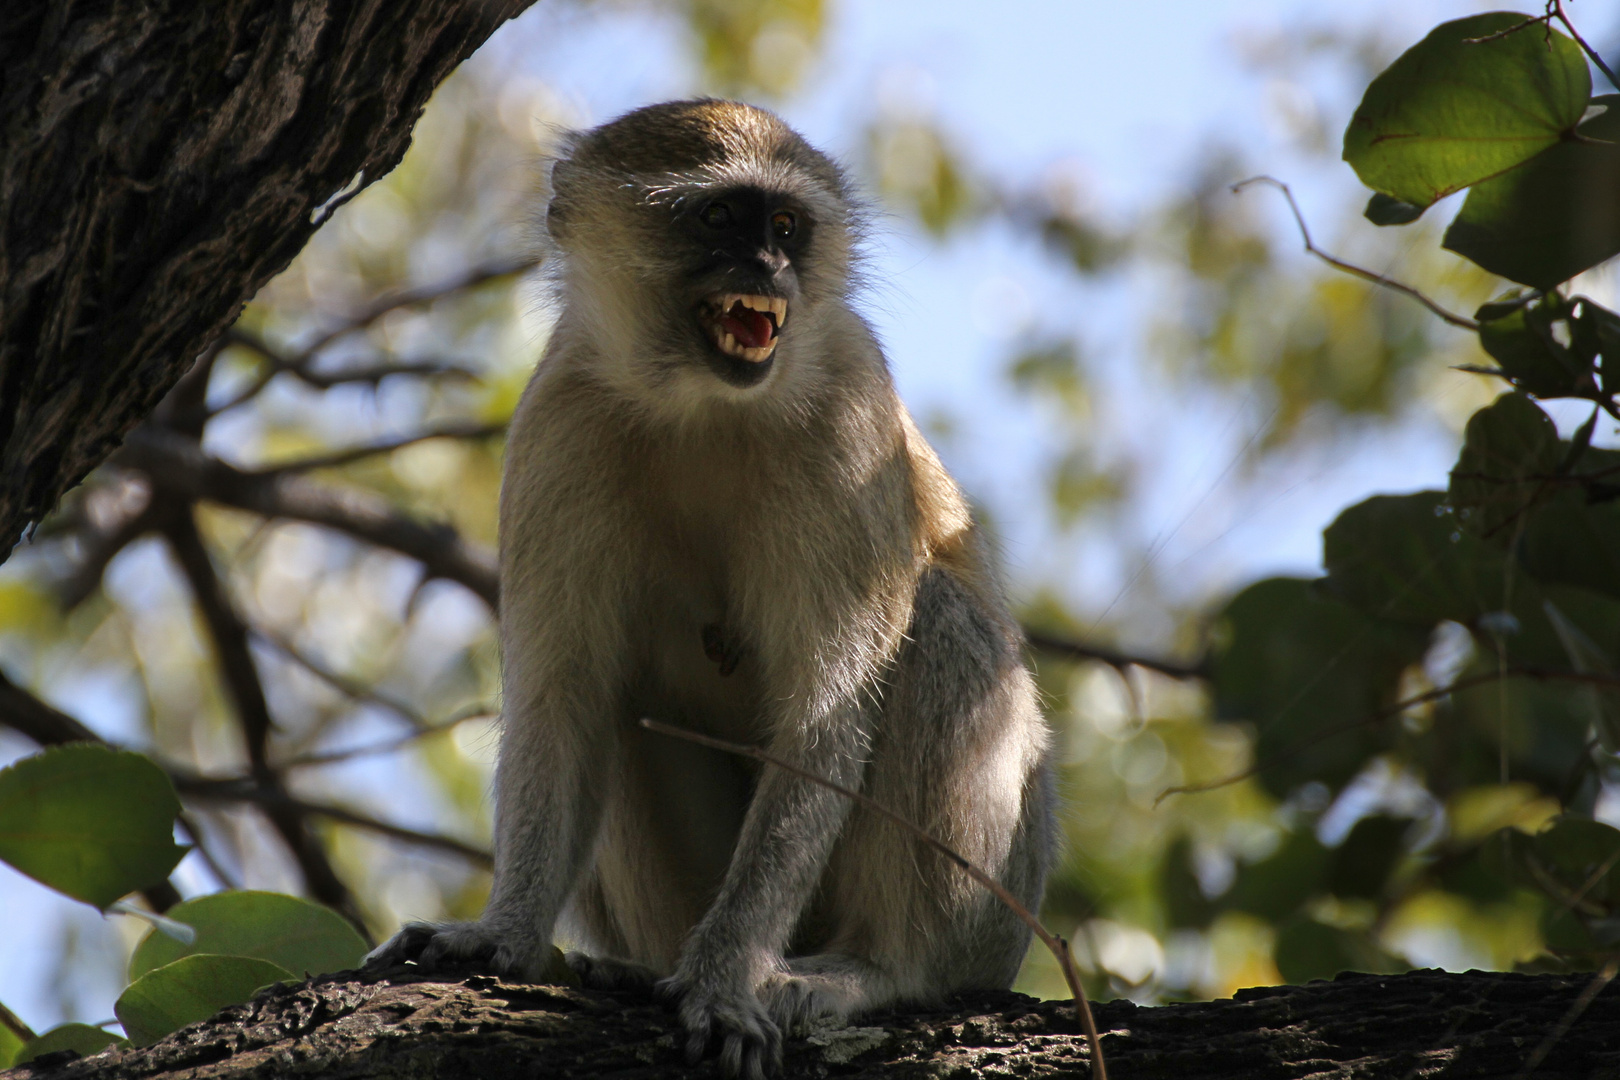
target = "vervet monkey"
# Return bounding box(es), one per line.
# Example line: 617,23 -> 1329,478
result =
367,99 -> 1055,1079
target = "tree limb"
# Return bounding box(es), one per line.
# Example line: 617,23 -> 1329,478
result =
118,427 -> 499,608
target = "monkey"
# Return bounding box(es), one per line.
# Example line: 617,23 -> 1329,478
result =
365,99 -> 1055,1080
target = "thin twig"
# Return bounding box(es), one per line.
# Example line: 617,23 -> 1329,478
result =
1024,629 -> 1206,681
1463,13 -> 1553,44
1554,0 -> 1620,92
279,705 -> 497,769
297,257 -> 540,359
640,718 -> 1109,1080
173,777 -> 492,866
248,422 -> 507,476
1231,176 -> 1480,331
252,627 -> 433,732
0,1001 -> 36,1043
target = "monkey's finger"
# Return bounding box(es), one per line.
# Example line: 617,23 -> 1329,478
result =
683,1021 -> 712,1067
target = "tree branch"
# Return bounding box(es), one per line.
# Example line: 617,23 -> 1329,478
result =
118,427 -> 499,609
155,497 -> 365,931
249,422 -> 507,476
1231,176 -> 1480,331
1023,629 -> 1206,681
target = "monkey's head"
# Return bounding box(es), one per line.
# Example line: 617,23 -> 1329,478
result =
546,100 -> 859,403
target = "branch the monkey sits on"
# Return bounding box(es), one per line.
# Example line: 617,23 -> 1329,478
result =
367,99 -> 1056,1080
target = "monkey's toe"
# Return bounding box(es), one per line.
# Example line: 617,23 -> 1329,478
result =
565,952 -> 659,993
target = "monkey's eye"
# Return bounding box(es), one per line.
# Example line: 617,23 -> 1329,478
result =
771,211 -> 797,239
700,202 -> 733,229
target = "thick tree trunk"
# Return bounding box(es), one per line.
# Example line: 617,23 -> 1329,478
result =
0,0 -> 533,556
5,968 -> 1617,1078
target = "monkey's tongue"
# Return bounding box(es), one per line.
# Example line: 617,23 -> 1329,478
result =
721,305 -> 776,349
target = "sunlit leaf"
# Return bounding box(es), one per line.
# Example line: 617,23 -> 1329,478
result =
115,955 -> 292,1047
1445,97 -> 1620,288
0,745 -> 185,909
13,1024 -> 125,1066
0,1013 -> 22,1069
128,891 -> 367,981
1344,12 -> 1589,209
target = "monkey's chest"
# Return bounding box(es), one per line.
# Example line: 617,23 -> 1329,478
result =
630,567 -> 765,745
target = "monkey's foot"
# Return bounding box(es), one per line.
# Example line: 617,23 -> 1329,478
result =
657,971 -> 782,1080
364,920 -> 566,983
565,951 -> 659,993
759,963 -> 868,1034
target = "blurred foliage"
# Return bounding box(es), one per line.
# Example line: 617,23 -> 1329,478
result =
9,2 -> 1620,1054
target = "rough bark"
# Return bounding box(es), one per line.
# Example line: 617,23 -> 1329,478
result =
0,0 -> 533,556
5,967 -> 1617,1079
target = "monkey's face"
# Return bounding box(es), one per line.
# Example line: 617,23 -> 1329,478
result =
677,186 -> 811,389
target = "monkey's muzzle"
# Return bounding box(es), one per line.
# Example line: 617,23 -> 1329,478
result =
701,293 -> 786,364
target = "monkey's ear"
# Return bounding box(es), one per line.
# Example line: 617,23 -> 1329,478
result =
546,158 -> 580,243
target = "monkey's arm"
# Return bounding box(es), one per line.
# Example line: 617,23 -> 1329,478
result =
658,708 -> 867,1077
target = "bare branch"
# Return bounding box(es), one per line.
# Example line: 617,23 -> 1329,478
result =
641,718 -> 1109,1080
118,427 -> 499,609
280,705 -> 497,769
0,1001 -> 35,1043
1231,176 -> 1480,331
249,422 -> 507,476
156,497 -> 365,929
174,777 -> 492,867
57,499 -> 159,610
297,257 -> 541,360
1554,0 -> 1620,92
1024,628 -> 1206,681
252,627 -> 434,732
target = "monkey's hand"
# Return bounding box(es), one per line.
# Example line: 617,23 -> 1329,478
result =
363,920 -> 569,984
657,964 -> 782,1080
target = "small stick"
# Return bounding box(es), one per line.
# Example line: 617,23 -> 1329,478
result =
639,717 -> 1109,1080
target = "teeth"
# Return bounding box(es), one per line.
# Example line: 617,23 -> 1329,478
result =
716,293 -> 789,329
707,292 -> 787,364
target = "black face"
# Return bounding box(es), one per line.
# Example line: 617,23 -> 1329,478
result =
678,186 -> 812,389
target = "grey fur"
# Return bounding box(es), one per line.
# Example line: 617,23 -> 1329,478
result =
365,99 -> 1055,1080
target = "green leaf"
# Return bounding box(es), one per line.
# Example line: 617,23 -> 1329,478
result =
1224,828 -> 1331,921
0,1011 -> 22,1069
14,1024 -> 125,1066
1473,300 -> 1593,400
1209,578 -> 1429,795
1322,491 -> 1511,626
1449,392 -> 1563,539
1274,919 -> 1396,984
1519,496 -> 1620,601
128,891 -> 367,982
1445,96 -> 1620,288
1326,816 -> 1411,900
1533,817 -> 1620,906
115,955 -> 292,1047
1160,835 -> 1215,929
1364,192 -> 1425,226
0,744 -> 185,909
1344,13 -> 1590,209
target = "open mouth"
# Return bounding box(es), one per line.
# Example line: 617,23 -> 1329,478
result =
700,293 -> 787,364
